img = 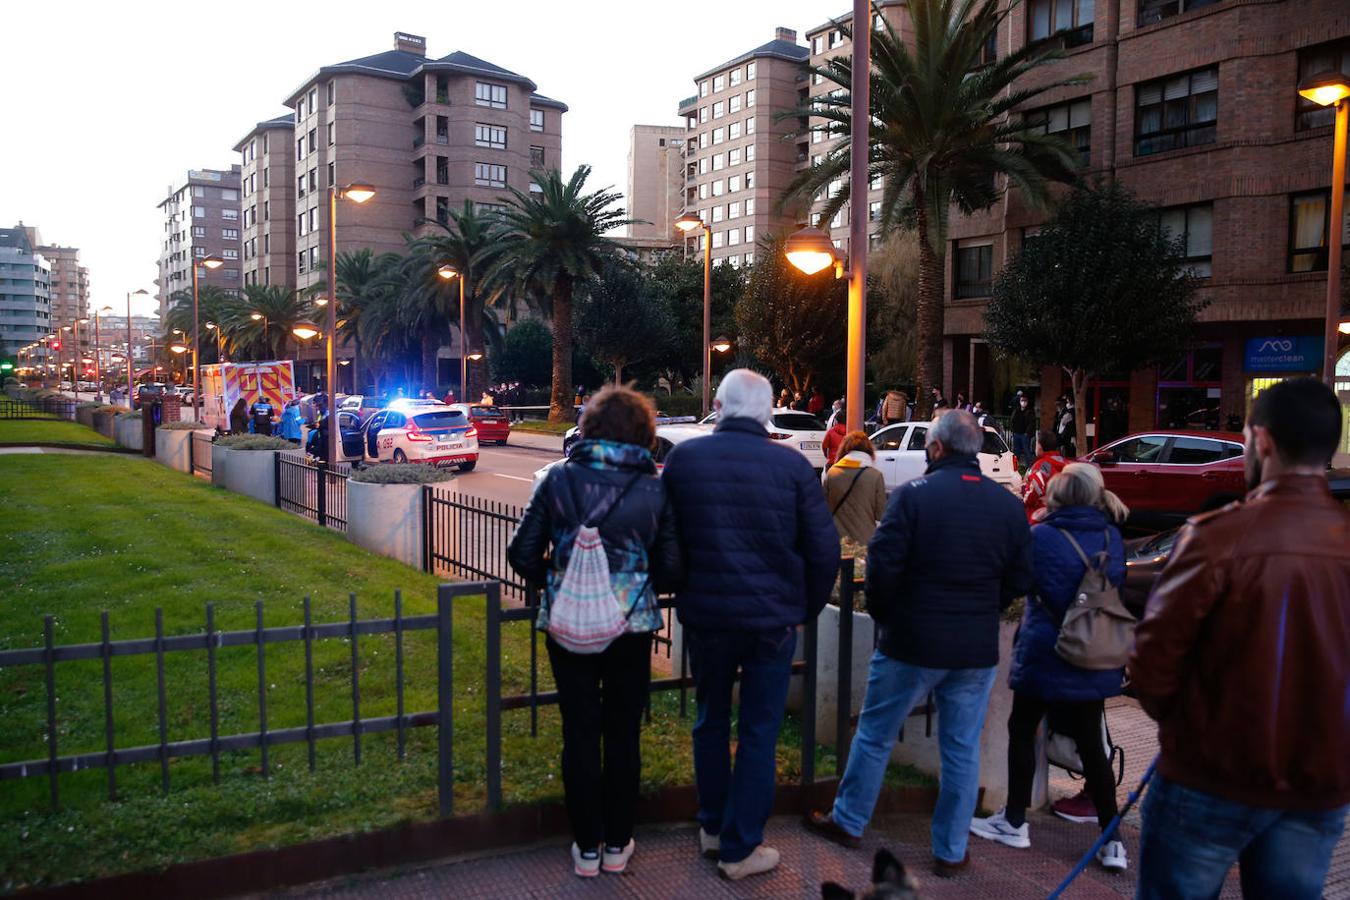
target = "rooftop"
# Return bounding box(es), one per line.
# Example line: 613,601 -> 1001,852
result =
233,114 -> 296,152
693,34 -> 808,83
0,228 -> 35,254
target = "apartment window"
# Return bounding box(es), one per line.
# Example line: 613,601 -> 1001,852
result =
699,132 -> 709,148
310,247 -> 318,268
813,72 -> 825,86
264,235 -> 270,253
530,145 -> 546,167
222,248 -> 239,260
813,128 -> 825,144
727,228 -> 742,246
308,208 -> 317,231
829,29 -> 843,48
328,162 -> 335,186
522,108 -> 542,133
745,144 -> 755,163
728,200 -> 741,218
192,226 -> 206,237
699,80 -> 709,98
712,101 -> 724,119
263,170 -> 268,188
699,106 -> 709,124
729,174 -> 742,193
729,122 -> 742,140
298,175 -> 306,198
712,180 -> 725,197
813,35 -> 825,54
474,163 -> 507,187
195,246 -> 207,258
475,123 -> 508,149
221,188 -> 239,201
745,198 -> 755,215
1026,98 -> 1092,166
1139,0 -> 1222,27
699,157 -> 709,175
745,172 -> 755,189
308,87 -> 317,113
713,127 -> 725,145
713,74 -> 725,92
829,179 -> 843,198
224,209 -> 241,222
712,231 -> 724,249
1289,189 -> 1350,272
264,201 -> 269,220
475,82 -> 508,109
745,225 -> 755,244
712,206 -> 724,223
327,122 -> 335,145
297,138 -> 304,161
1296,40 -> 1350,131
298,213 -> 306,237
327,80 -> 335,105
262,133 -> 269,154
436,157 -> 449,184
831,209 -> 846,229
730,68 -> 743,87
193,186 -> 205,197
729,95 -> 741,114
1135,67 -> 1218,156
954,242 -> 994,298
309,168 -> 318,191
699,183 -> 709,200
476,201 -> 507,215
728,148 -> 742,166
712,153 -> 725,172
223,228 -> 239,240
1157,204 -> 1213,277
869,201 -> 882,222
747,62 -> 756,80
746,89 -> 755,108
222,268 -> 238,280
1028,0 -> 1094,47
871,173 -> 883,191
308,128 -> 316,153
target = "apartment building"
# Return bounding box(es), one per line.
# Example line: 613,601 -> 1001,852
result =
19,228 -> 89,325
678,28 -> 810,267
0,226 -> 51,359
283,32 -> 567,296
937,0 -> 1350,447
234,115 -> 297,291
155,166 -> 243,316
627,125 -> 686,239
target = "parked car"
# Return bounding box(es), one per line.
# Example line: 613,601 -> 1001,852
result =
539,416 -> 708,490
450,403 -> 511,445
335,400 -> 478,470
698,408 -> 829,469
1083,430 -> 1246,531
337,394 -> 384,422
133,383 -> 168,409
868,421 -> 1022,494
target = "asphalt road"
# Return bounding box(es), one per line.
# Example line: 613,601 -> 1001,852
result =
446,440 -> 559,508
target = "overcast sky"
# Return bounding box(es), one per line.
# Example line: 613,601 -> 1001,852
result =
0,0 -> 836,318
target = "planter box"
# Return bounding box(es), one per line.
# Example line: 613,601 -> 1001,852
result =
92,409 -> 117,439
212,446 -> 279,505
156,428 -> 209,472
114,417 -> 143,451
347,481 -> 424,569
76,407 -> 95,428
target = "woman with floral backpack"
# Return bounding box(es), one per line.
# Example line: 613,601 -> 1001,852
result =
508,386 -> 684,879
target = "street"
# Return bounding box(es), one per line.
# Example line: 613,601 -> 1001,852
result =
445,434 -> 559,508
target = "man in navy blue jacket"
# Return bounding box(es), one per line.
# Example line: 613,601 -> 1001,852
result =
662,368 -> 839,881
806,410 -> 1033,877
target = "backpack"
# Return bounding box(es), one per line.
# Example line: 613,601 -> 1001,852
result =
546,471 -> 645,655
1047,528 -> 1137,670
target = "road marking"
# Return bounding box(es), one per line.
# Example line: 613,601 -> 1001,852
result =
493,473 -> 533,482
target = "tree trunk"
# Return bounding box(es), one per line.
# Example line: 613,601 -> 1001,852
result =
914,200 -> 946,421
614,361 -> 624,384
548,275 -> 574,423
1070,367 -> 1089,459
420,331 -> 439,393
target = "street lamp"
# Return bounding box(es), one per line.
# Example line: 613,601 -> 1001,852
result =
784,226 -> 844,277
250,312 -> 269,359
674,213 -> 714,416
93,305 -> 114,401
711,335 -> 734,354
291,321 -> 321,341
205,321 -> 225,363
437,263 -> 472,401
1298,70 -> 1350,384
326,182 -> 375,463
125,289 -> 148,404
191,252 -> 225,419
785,0 -> 870,432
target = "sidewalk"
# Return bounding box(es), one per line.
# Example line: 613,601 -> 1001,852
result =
506,428 -> 565,454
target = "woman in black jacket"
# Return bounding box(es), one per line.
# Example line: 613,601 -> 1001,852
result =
508,386 -> 683,879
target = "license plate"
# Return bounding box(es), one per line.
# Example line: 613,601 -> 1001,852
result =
438,441 -> 463,449
800,441 -> 821,451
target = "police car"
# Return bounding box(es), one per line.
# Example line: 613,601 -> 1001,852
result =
336,399 -> 479,470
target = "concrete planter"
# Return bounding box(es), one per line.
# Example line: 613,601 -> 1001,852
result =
92,409 -> 117,439
811,603 -> 877,750
212,446 -> 279,505
155,428 -> 209,472
114,416 -> 144,451
76,407 -> 95,428
347,481 -> 424,569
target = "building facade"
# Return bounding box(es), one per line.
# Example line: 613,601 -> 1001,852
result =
155,166 -> 243,316
627,125 -> 687,239
235,115 -> 297,292
679,28 -> 810,267
20,228 -> 89,326
0,226 -> 51,360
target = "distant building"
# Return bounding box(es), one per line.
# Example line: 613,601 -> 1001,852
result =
0,226 -> 52,360
155,166 -> 243,316
627,125 -> 687,240
234,115 -> 297,293
614,235 -> 680,266
18,226 -> 89,326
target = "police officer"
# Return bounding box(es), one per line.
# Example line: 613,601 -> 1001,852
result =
249,397 -> 275,436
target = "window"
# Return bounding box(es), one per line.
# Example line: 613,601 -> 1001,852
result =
264,201 -> 269,220
221,188 -> 239,201
699,157 -> 709,175
194,246 -> 206,258
328,122 -> 334,145
728,174 -> 742,193
297,175 -> 306,198
728,200 -> 741,218
475,82 -> 507,108
1028,0 -> 1094,46
746,89 -> 755,107
869,201 -> 881,222
713,74 -> 725,92
713,101 -> 724,119
1136,67 -> 1217,156
327,80 -> 335,105
1026,98 -> 1092,166
729,95 -> 741,114
713,127 -> 725,145
727,228 -> 740,246
744,225 -> 754,243
747,62 -> 756,80
328,161 -> 335,187
309,88 -> 317,112
712,206 -> 724,223
712,180 -> 725,197
297,138 -> 304,161
475,123 -> 508,149
1297,40 -> 1350,131
745,144 -> 756,162
1111,434 -> 1168,463
1139,0 -> 1222,27
222,208 -> 238,220
712,231 -> 724,249
829,29 -> 843,48
745,171 -> 754,189
728,122 -> 742,140
310,247 -> 318,268
298,251 -> 307,274
746,117 -> 755,134
192,226 -> 206,237
222,248 -> 239,260
728,148 -> 741,166
699,183 -> 709,200
476,201 -> 507,215
1288,189 -> 1350,272
712,153 -> 725,171
954,242 -> 993,298
223,228 -> 239,240
1158,204 -> 1213,276
298,213 -> 306,237
308,128 -> 316,154
264,235 -> 270,253
193,185 -> 205,198
730,68 -> 742,87
474,163 -> 507,187
530,145 -> 546,167
530,108 -> 545,132
529,181 -> 543,193
699,80 -> 709,97
1167,437 -> 1226,464
813,35 -> 825,54
308,208 -> 317,231
309,168 -> 317,191
745,198 -> 755,215
699,106 -> 709,124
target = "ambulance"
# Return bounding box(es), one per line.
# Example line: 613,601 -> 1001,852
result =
200,362 -> 298,432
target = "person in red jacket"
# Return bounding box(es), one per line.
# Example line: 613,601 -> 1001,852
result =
822,408 -> 848,466
807,386 -> 825,416
1022,429 -> 1067,523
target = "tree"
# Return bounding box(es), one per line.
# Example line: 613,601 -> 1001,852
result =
231,285 -> 317,361
490,318 -> 553,389
330,249 -> 403,394
576,261 -> 673,383
984,182 -> 1207,453
161,286 -> 235,364
867,233 -> 921,389
645,254 -> 742,391
784,0 -> 1085,417
489,165 -> 635,422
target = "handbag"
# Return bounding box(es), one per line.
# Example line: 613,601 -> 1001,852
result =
1045,706 -> 1125,786
1048,529 -> 1137,670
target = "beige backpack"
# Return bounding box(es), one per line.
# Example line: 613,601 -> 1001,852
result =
1049,529 -> 1137,670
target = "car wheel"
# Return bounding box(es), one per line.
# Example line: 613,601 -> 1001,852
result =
499,438 -> 508,446
392,449 -> 408,464
458,460 -> 477,473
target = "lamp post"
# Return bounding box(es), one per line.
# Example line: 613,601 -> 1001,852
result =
93,305 -> 114,401
191,252 -> 225,420
205,322 -> 224,363
674,213 -> 713,416
250,312 -> 269,359
785,0 -> 870,433
327,182 -> 376,464
437,263 -> 469,400
63,323 -> 79,401
1298,71 -> 1350,384
126,289 -> 148,405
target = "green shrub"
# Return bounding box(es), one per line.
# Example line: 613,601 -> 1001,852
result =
351,463 -> 455,484
159,420 -> 213,431
77,401 -> 101,409
651,393 -> 702,418
214,434 -> 291,450
94,405 -> 121,415
117,409 -> 143,420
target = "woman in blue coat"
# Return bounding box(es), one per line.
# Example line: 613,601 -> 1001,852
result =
970,463 -> 1131,872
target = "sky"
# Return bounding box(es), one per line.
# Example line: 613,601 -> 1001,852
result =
0,0 -> 838,318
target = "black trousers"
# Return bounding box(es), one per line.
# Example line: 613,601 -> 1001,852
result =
546,632 -> 653,849
1005,691 -> 1118,830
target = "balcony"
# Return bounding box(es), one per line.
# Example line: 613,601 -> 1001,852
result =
413,176 -> 426,189
414,134 -> 426,148
436,133 -> 449,144
678,95 -> 698,111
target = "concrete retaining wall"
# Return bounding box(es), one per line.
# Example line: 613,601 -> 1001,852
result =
347,481 -> 423,569
212,446 -> 278,505
114,416 -> 143,451
155,429 -> 206,472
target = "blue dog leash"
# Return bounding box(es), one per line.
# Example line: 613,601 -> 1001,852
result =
1046,753 -> 1159,899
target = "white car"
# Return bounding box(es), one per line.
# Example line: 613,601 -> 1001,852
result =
339,400 -> 479,470
539,417 -> 708,490
868,421 -> 1022,494
700,407 -> 828,469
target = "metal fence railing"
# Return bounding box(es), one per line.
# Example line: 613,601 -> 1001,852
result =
190,430 -> 213,479
276,450 -> 350,531
0,397 -> 76,421
423,488 -> 526,596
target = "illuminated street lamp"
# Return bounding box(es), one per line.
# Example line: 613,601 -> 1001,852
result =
784,226 -> 842,277
1298,70 -> 1350,384
192,253 -> 225,418
437,263 -> 473,400
93,305 -> 114,401
674,213 -> 714,416
205,321 -> 225,363
291,321 -> 321,341
125,288 -> 148,403
323,182 -> 376,462
711,335 -> 734,354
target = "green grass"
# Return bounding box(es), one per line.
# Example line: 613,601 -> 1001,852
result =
0,454 -> 931,890
0,419 -> 116,447
510,420 -> 574,436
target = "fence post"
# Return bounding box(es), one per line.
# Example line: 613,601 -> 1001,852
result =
485,582 -> 502,811
836,558 -> 854,777
316,461 -> 328,529
437,584 -> 455,817
273,452 -> 282,507
43,615 -> 58,810
422,485 -> 432,573
801,614 -> 817,787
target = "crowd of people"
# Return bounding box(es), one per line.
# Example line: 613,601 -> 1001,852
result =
506,371 -> 1349,896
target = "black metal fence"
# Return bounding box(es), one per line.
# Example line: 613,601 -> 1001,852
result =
190,430 -> 213,478
276,450 -> 350,531
423,489 -> 526,596
0,397 -> 76,421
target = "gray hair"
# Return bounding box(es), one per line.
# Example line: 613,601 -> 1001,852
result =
926,409 -> 983,455
715,368 -> 773,426
1046,461 -> 1131,522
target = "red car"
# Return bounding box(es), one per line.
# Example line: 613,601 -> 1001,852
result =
453,403 -> 511,445
1084,429 -> 1246,531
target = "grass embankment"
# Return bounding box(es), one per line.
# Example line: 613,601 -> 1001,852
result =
0,419 -> 116,448
509,420 -> 574,436
0,453 -> 930,890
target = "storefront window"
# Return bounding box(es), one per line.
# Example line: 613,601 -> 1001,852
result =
1158,346 -> 1223,429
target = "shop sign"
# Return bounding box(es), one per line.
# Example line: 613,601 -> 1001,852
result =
1243,336 -> 1322,373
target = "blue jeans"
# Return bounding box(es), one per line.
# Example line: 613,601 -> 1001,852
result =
686,625 -> 797,864
831,651 -> 997,864
1012,433 -> 1030,468
1138,775 -> 1348,899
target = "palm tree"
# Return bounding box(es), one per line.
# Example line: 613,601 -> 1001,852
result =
490,166 -> 635,422
330,249 -> 403,395
230,285 -> 317,361
161,286 -> 236,364
785,0 -> 1085,416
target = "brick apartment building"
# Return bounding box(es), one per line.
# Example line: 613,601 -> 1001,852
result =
23,230 -> 89,326
155,167 -> 243,317
626,124 -> 687,240
234,115 -> 297,293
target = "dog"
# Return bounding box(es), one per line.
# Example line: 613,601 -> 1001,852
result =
822,848 -> 920,899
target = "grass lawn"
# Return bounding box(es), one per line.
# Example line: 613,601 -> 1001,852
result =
0,454 -> 930,890
0,419 -> 116,447
510,420 -> 575,436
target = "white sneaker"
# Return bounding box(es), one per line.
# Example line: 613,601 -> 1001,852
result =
699,829 -> 720,860
969,809 -> 1031,849
717,845 -> 780,880
602,839 -> 635,874
1097,839 -> 1128,872
571,842 -> 601,878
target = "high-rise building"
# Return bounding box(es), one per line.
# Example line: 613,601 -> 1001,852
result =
0,226 -> 52,359
679,28 -> 810,267
155,166 -> 243,316
235,115 -> 297,292
626,125 -> 686,240
18,226 -> 89,326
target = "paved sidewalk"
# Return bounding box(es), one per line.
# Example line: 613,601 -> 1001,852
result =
505,428 -> 565,454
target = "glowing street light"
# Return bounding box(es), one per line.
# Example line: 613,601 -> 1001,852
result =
1297,70 -> 1350,384
674,213 -> 715,415
322,182 -> 376,461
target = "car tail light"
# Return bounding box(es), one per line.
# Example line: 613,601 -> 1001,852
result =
768,432 -> 792,440
405,424 -> 432,442
466,427 -> 478,439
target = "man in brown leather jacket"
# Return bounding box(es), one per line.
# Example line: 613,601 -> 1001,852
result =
1129,377 -> 1350,899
